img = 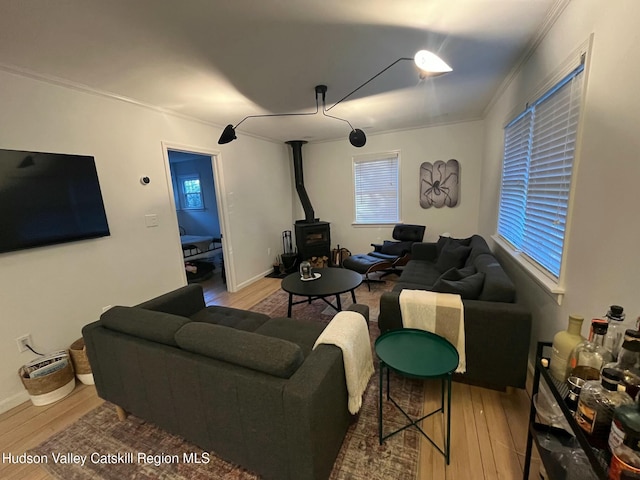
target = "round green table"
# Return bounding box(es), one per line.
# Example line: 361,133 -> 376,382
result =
375,328 -> 459,464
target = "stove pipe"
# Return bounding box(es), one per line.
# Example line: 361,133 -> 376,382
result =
286,140 -> 315,223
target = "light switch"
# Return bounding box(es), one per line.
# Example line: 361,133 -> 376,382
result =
145,214 -> 159,227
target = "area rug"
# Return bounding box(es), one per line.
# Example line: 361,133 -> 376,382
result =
29,277 -> 425,480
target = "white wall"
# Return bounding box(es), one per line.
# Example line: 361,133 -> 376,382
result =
480,0 -> 640,355
0,69 -> 292,411
301,121 -> 485,253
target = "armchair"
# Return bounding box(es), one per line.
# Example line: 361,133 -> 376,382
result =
342,224 -> 426,288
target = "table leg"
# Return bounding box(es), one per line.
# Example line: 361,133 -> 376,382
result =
350,289 -> 357,303
379,362 -> 384,445
446,373 -> 452,465
336,294 -> 342,311
287,293 -> 293,317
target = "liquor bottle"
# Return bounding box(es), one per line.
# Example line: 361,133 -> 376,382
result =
609,398 -> 640,479
605,305 -> 629,360
567,319 -> 613,381
605,330 -> 640,400
575,368 -> 633,449
550,314 -> 585,382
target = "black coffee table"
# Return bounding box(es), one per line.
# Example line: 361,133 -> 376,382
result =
281,267 -> 363,317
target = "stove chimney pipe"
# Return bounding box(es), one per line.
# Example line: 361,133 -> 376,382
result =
286,140 -> 315,223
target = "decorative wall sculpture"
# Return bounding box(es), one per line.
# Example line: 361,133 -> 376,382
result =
420,159 -> 460,208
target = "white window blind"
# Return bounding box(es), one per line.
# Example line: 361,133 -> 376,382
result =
354,153 -> 400,224
497,64 -> 584,279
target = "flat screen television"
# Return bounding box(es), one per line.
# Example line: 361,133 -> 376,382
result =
0,148 -> 110,254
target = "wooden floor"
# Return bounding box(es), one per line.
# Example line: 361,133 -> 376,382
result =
0,271 -> 541,480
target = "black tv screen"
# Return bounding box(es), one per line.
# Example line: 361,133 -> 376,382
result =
0,148 -> 110,254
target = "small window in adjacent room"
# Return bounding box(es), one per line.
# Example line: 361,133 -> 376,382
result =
353,152 -> 400,224
497,58 -> 585,287
178,174 -> 204,210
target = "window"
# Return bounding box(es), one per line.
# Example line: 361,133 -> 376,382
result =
178,174 -> 204,210
497,62 -> 585,280
353,152 -> 400,224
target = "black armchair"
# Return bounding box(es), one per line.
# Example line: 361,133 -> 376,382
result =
342,224 -> 426,288
369,224 -> 426,274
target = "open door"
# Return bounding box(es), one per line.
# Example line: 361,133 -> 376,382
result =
163,144 -> 229,289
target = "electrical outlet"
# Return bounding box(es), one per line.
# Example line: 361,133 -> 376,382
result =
267,247 -> 271,256
102,305 -> 112,313
16,334 -> 32,353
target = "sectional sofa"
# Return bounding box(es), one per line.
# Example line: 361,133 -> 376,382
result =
378,234 -> 532,390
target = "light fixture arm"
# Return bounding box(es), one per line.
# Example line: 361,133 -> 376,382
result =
233,99 -> 320,130
315,84 -> 356,130
325,57 -> 412,112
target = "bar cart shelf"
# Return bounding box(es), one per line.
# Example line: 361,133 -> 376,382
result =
523,341 -> 609,479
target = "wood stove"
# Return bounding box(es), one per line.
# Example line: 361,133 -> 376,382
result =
287,140 -> 332,265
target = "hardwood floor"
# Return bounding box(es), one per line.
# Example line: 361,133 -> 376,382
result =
0,272 -> 541,480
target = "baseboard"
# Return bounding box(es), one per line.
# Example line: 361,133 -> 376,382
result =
0,389 -> 29,414
235,268 -> 275,291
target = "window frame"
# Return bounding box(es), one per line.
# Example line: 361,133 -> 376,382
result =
495,56 -> 587,305
352,151 -> 401,226
177,173 -> 205,211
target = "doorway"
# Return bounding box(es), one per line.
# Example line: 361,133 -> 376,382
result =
166,148 -> 225,287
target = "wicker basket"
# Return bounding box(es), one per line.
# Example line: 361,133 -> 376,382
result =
69,337 -> 94,385
19,358 -> 75,406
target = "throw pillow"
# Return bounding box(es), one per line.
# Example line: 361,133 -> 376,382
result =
432,272 -> 486,300
435,235 -> 473,257
435,265 -> 478,284
435,243 -> 472,272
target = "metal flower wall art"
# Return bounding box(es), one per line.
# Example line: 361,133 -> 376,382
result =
420,159 -> 460,208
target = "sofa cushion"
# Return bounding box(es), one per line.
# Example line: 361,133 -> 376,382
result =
254,318 -> 326,357
190,306 -> 270,332
175,322 -> 304,379
465,235 -> 493,267
473,253 -> 517,302
397,259 -> 442,287
436,235 -> 472,256
435,243 -> 472,272
380,240 -> 413,256
101,306 -> 190,346
432,272 -> 485,300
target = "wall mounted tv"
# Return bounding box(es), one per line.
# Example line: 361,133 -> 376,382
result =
0,148 -> 110,254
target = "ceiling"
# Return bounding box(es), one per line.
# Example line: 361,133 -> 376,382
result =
0,0 -> 559,144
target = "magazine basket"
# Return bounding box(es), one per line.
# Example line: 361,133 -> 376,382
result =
19,357 -> 75,406
69,338 -> 90,373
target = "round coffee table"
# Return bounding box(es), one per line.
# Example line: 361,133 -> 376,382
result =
281,267 -> 363,317
375,328 -> 459,464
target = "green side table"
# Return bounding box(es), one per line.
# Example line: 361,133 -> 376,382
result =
375,328 -> 459,464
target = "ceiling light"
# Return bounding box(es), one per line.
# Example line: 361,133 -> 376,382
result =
414,50 -> 452,76
217,50 -> 451,147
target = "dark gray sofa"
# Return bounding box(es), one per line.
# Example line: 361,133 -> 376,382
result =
83,284 -> 369,480
378,234 -> 531,390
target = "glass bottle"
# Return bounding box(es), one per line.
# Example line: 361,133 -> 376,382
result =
550,314 -> 585,382
608,398 -> 640,479
605,330 -> 640,401
567,319 -> 613,381
575,368 -> 633,449
605,305 -> 628,361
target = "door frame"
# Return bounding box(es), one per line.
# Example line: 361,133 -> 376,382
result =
161,141 -> 237,291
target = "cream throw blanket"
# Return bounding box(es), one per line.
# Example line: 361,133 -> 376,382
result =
399,290 -> 466,373
313,311 -> 374,414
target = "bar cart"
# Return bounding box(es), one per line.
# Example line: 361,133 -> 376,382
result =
523,341 -> 609,479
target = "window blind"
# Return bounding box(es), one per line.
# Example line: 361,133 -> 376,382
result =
498,64 -> 584,279
354,153 -> 400,224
